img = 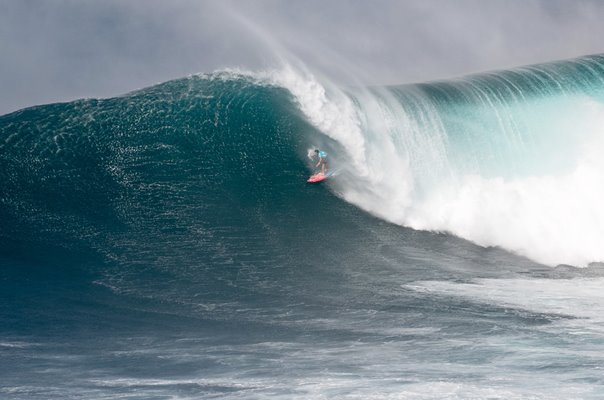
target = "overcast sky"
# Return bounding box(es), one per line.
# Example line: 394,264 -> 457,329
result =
1,0 -> 604,115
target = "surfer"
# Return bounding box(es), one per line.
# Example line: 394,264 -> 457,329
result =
314,149 -> 328,174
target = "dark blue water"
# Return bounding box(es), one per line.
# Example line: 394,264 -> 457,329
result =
2,58 -> 604,399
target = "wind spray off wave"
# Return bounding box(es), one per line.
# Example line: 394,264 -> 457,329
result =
275,55 -> 604,267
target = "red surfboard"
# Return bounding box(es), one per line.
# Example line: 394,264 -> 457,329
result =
307,171 -> 333,183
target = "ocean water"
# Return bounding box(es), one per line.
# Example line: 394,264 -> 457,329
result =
2,55 -> 604,399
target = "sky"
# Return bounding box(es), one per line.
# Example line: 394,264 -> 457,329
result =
1,0 -> 604,115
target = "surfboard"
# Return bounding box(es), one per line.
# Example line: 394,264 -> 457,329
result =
307,171 -> 333,183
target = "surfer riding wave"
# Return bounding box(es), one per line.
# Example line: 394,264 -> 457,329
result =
314,149 -> 328,175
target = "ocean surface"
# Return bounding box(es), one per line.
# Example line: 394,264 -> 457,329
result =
2,54 -> 604,399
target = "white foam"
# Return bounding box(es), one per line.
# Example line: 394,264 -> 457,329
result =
88,374 -> 589,400
405,277 -> 604,334
214,64 -> 604,267
374,380 -> 591,400
410,101 -> 604,266
269,63 -> 604,267
0,341 -> 36,348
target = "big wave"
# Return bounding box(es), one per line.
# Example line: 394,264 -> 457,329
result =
2,55 -> 604,268
272,54 -> 604,267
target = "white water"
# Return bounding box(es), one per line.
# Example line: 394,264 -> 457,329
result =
271,64 -> 604,267
405,276 -> 604,334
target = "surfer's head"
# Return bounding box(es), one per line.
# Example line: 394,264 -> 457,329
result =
315,149 -> 319,154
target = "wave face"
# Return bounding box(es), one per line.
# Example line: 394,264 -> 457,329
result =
2,57 -> 603,269
0,73 -> 327,270
3,56 -> 604,399
276,55 -> 604,266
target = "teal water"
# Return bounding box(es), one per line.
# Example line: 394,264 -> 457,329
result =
2,55 -> 604,399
